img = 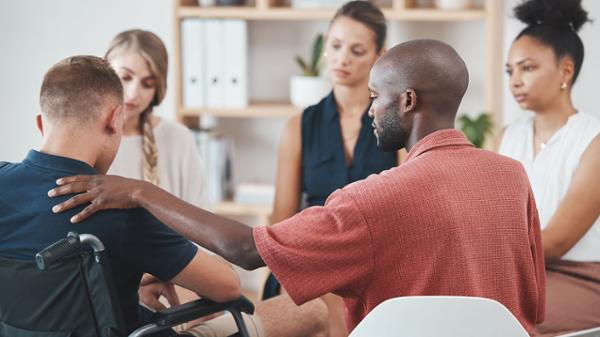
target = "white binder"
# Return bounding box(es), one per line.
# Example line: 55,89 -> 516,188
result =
204,19 -> 225,108
182,19 -> 204,108
223,20 -> 248,108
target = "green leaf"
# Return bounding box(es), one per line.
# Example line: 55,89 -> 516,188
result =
458,113 -> 494,148
295,56 -> 308,74
310,34 -> 324,76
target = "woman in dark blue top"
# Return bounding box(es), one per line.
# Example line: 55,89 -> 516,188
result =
273,1 -> 398,220
301,91 -> 397,206
269,2 -> 399,336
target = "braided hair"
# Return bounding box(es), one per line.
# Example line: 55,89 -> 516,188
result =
105,30 -> 168,185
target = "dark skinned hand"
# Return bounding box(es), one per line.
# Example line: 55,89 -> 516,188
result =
48,174 -> 147,223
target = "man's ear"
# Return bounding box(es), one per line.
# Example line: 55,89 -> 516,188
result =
105,104 -> 123,134
35,114 -> 44,135
400,88 -> 418,114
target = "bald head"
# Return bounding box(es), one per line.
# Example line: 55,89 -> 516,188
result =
367,40 -> 470,152
371,39 -> 469,119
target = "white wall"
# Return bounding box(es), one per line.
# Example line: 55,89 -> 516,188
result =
1,0 -> 599,183
0,0 -> 175,162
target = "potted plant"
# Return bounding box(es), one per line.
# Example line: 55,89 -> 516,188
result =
290,34 -> 331,108
458,113 -> 493,148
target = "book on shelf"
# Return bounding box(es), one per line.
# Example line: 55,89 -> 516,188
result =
182,19 -> 205,108
192,129 -> 234,206
181,19 -> 248,109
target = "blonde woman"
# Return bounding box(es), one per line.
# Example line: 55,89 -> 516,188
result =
106,29 -> 204,207
105,29 -> 205,313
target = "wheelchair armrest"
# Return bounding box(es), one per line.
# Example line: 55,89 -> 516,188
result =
151,295 -> 255,327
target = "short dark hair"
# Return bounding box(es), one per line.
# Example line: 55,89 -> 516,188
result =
331,1 -> 387,51
40,55 -> 123,124
513,0 -> 590,84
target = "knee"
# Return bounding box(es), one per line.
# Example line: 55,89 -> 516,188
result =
307,298 -> 330,337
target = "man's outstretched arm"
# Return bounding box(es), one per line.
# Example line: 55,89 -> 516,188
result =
49,175 -> 265,270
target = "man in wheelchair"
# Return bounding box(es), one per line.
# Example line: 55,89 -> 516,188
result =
0,56 -> 241,336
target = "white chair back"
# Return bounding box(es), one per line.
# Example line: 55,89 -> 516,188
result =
349,296 -> 529,337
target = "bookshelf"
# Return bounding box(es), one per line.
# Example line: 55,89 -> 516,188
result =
173,0 -> 504,218
176,6 -> 486,21
173,0 -> 502,120
180,101 -> 301,118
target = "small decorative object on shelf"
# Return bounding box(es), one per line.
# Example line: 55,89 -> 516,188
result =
290,33 -> 331,108
216,0 -> 246,6
197,0 -> 216,7
458,113 -> 493,149
415,0 -> 435,8
435,0 -> 472,10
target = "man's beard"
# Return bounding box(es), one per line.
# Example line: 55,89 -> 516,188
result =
374,104 -> 409,152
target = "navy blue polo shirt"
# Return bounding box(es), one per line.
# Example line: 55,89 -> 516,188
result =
0,150 -> 198,333
301,91 -> 397,206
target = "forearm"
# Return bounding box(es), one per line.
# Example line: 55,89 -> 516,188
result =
542,232 -> 569,262
133,183 -> 265,270
541,201 -> 600,262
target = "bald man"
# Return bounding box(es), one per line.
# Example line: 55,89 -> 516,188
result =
50,40 -> 546,333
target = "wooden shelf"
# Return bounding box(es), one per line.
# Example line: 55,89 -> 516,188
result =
212,200 -> 272,218
176,7 -> 486,21
179,101 -> 301,118
173,0 -> 503,130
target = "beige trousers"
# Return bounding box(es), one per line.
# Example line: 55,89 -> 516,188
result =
184,294 -> 329,337
185,312 -> 265,337
533,261 -> 600,336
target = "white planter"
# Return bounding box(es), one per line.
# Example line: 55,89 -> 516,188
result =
435,0 -> 472,10
290,76 -> 331,109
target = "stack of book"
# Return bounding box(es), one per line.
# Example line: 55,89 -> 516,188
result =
192,130 -> 234,206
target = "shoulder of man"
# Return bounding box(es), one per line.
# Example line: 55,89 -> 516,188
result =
126,207 -> 159,225
340,166 -> 408,206
124,207 -> 187,239
0,161 -> 17,179
483,148 -> 525,170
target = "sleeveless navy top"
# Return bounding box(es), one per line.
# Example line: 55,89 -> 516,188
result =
301,91 -> 397,207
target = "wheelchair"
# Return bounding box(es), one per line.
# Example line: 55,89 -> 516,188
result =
0,232 -> 254,337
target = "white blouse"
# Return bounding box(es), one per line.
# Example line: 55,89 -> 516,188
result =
499,111 -> 600,261
109,119 -> 205,207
